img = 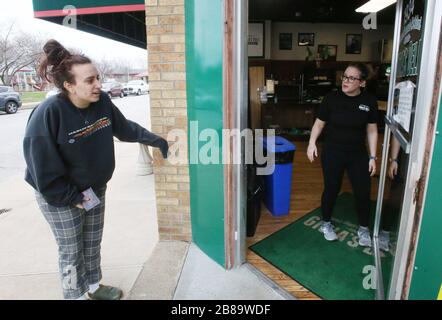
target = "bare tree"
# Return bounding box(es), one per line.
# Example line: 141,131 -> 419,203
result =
112,59 -> 135,83
95,57 -> 115,82
96,58 -> 137,83
0,22 -> 44,87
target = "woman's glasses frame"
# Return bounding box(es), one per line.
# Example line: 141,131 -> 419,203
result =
341,75 -> 362,83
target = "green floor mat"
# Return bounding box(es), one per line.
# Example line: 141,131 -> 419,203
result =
250,193 -> 395,300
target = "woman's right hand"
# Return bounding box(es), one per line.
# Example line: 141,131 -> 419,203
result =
388,161 -> 398,179
75,195 -> 90,209
307,143 -> 318,163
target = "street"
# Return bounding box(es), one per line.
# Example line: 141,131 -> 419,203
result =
0,94 -> 150,184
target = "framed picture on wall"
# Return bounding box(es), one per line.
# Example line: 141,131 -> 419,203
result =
298,33 -> 315,46
279,33 -> 292,50
248,22 -> 265,58
318,45 -> 337,61
346,34 -> 362,54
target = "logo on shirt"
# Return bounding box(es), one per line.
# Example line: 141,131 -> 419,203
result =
359,104 -> 370,112
67,117 -> 111,143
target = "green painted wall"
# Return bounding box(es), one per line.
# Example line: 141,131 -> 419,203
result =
409,95 -> 442,300
185,0 -> 225,266
33,0 -> 143,12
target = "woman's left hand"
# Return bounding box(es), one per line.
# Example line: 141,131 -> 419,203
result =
369,159 -> 377,177
159,139 -> 169,159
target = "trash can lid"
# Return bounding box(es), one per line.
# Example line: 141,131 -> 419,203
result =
261,136 -> 296,153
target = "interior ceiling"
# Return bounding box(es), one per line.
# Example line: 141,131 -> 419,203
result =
249,0 -> 396,25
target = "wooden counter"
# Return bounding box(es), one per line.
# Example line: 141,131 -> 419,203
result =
260,100 -> 388,129
261,100 -> 319,129
378,100 -> 388,111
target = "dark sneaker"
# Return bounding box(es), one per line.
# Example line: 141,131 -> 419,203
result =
88,285 -> 123,300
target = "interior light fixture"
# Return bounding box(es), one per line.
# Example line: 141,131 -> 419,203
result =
356,0 -> 397,13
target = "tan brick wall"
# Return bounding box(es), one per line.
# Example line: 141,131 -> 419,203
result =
145,0 -> 191,241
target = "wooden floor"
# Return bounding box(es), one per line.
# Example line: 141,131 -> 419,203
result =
246,138 -> 383,300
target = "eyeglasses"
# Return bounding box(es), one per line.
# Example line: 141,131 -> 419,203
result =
341,75 -> 361,83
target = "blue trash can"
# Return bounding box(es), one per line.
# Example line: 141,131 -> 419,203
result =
262,136 -> 296,216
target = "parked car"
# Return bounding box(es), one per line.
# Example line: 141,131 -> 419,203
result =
123,80 -> 149,96
102,81 -> 124,98
0,86 -> 22,114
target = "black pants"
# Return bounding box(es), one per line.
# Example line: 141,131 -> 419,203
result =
321,145 -> 371,227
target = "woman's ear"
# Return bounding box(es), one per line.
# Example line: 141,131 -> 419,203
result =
64,81 -> 74,94
360,80 -> 367,88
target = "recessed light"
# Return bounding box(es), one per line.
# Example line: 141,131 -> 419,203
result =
356,0 -> 397,13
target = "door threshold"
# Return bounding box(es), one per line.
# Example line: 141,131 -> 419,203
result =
243,263 -> 297,300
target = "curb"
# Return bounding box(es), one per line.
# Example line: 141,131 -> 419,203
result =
20,102 -> 41,111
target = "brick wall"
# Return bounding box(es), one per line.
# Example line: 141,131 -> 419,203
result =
145,0 -> 191,241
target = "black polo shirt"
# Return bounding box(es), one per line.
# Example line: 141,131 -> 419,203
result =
317,90 -> 378,151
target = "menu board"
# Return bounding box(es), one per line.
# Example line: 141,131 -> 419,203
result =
394,80 -> 416,133
391,0 -> 427,139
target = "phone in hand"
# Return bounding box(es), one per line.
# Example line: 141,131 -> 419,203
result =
81,188 -> 101,211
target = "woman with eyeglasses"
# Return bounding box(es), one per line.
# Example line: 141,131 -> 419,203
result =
307,63 -> 378,247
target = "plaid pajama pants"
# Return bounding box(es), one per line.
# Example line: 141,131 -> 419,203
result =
35,187 -> 107,299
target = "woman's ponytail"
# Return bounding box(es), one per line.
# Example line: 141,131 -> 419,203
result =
38,39 -> 91,94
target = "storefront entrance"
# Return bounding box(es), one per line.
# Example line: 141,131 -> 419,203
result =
227,0 -> 441,300
182,0 -> 441,300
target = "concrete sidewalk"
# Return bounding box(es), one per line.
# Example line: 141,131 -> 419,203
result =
0,140 -> 159,299
0,139 -> 287,300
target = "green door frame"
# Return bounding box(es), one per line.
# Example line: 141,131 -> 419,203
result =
407,3 -> 442,297
409,92 -> 442,299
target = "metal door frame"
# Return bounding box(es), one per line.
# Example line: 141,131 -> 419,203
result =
373,0 -> 442,300
224,0 -> 248,268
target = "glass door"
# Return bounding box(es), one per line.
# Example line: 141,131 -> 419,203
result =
373,0 -> 428,299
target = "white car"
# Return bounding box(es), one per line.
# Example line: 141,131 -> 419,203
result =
123,80 -> 149,96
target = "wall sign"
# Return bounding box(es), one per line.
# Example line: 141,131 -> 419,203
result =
279,33 -> 292,50
393,80 -> 416,133
390,0 -> 426,141
346,34 -> 362,54
248,22 -> 265,58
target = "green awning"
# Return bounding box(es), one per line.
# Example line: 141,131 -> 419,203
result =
32,0 -> 146,49
33,0 -> 144,17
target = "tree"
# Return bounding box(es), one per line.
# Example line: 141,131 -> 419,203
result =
0,22 -> 44,87
98,58 -> 136,83
95,57 -> 115,82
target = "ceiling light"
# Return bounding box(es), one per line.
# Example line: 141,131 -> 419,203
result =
356,0 -> 397,13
